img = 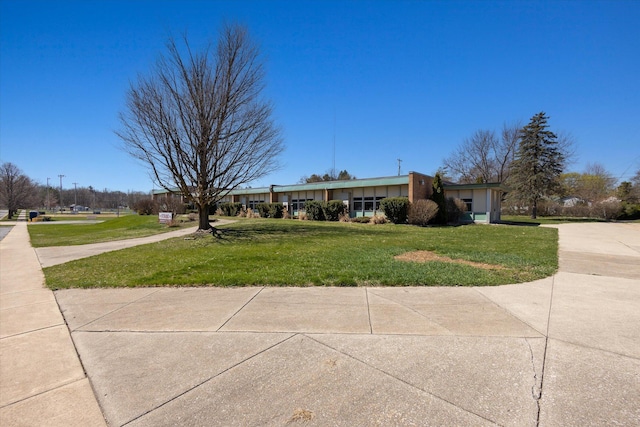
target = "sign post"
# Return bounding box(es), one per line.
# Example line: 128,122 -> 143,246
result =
159,212 -> 173,224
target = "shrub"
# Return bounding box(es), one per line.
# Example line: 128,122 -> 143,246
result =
298,212 -> 308,221
256,203 -> 284,218
619,202 -> 640,220
380,197 -> 409,224
338,213 -> 350,222
351,216 -> 371,223
256,203 -> 269,218
218,202 -> 243,217
305,200 -> 325,221
157,196 -> 186,215
370,214 -> 388,224
282,209 -> 291,219
133,199 -> 158,215
323,200 -> 346,221
593,200 -> 622,220
446,197 -> 466,223
408,199 -> 439,226
187,212 -> 197,222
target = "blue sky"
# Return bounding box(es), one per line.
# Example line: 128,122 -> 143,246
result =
1,0 -> 639,192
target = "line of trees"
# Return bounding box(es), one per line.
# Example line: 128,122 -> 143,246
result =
299,169 -> 356,184
0,162 -> 150,216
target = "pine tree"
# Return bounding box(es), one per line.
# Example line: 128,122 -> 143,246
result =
508,112 -> 565,218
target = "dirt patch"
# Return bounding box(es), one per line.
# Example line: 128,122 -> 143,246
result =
395,251 -> 505,270
288,408 -> 315,423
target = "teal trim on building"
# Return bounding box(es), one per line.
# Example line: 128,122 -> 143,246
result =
268,175 -> 409,193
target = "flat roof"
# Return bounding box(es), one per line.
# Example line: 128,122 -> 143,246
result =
443,182 -> 503,191
265,175 -> 410,193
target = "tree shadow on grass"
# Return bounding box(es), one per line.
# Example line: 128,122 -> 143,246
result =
497,220 -> 541,227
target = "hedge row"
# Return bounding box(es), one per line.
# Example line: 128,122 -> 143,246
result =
304,200 -> 347,221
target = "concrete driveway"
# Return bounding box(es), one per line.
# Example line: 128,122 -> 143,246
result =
3,222 -> 639,426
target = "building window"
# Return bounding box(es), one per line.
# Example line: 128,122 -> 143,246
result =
462,198 -> 473,212
291,199 -> 313,211
375,196 -> 385,210
248,200 -> 264,209
364,196 -> 374,211
353,198 -> 363,211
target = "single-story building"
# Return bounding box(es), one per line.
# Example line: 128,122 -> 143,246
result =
152,171 -> 503,223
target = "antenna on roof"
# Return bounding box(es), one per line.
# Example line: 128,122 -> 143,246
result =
332,108 -> 336,178
397,158 -> 402,176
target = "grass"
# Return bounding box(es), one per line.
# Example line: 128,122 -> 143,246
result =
43,219 -> 558,289
28,214 -> 196,247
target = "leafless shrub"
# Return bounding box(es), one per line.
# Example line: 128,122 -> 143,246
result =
370,214 -> 388,224
408,199 -> 439,226
338,212 -> 350,222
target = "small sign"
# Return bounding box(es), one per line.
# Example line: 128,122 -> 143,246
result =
159,212 -> 173,224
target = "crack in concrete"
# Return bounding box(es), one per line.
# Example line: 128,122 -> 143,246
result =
525,338 -> 541,401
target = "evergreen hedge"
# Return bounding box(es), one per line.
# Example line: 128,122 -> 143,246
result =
218,202 -> 243,217
380,197 -> 409,224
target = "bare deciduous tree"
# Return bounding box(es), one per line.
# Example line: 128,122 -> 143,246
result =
117,24 -> 284,230
442,122 -> 520,184
0,162 -> 38,218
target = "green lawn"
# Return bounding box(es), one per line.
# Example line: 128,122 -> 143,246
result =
28,214 -> 196,247
43,219 -> 558,289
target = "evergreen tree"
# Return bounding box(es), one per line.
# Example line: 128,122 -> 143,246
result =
508,112 -> 565,218
430,173 -> 447,224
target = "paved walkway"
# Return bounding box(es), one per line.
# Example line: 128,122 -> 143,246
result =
1,221 -> 639,426
0,222 -> 106,426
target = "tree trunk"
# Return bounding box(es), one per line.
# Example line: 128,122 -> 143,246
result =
531,200 -> 538,219
198,204 -> 211,230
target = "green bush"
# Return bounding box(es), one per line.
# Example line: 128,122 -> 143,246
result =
446,197 -> 466,223
380,197 -> 409,224
305,200 -> 325,221
408,199 -> 439,226
256,203 -> 284,218
323,200 -> 346,221
619,202 -> 640,220
218,202 -> 243,217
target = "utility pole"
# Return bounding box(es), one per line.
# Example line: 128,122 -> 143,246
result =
397,159 -> 402,176
46,177 -> 50,211
58,174 -> 65,211
73,182 -> 78,210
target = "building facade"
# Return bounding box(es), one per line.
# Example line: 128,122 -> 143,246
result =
152,171 -> 503,223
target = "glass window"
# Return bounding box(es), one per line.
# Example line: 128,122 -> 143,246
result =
375,196 -> 385,210
364,196 -> 374,211
462,198 -> 473,212
353,198 -> 363,211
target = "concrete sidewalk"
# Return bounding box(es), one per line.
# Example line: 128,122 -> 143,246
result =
0,222 -> 106,426
2,221 -> 639,426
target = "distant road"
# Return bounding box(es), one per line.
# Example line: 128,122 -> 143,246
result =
0,225 -> 12,241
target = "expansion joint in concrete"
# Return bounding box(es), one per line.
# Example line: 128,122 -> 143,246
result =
120,332 -> 295,426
